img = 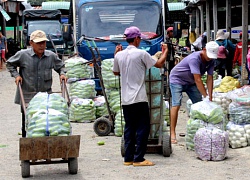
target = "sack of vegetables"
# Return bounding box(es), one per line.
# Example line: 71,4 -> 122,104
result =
190,99 -> 224,124
194,127 -> 229,161
26,92 -> 71,137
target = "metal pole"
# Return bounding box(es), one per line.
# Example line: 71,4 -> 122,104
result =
213,0 -> 218,37
73,0 -> 77,53
196,8 -> 200,36
200,5 -> 204,34
206,0 -> 211,42
226,0 -> 232,39
241,0 -> 248,85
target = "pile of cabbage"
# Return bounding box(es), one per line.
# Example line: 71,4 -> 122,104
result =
69,98 -> 96,122
65,56 -> 93,81
69,80 -> 96,99
194,127 -> 229,161
213,76 -> 240,93
26,92 -> 71,137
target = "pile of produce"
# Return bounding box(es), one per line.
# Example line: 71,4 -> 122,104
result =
212,92 -> 232,115
114,110 -> 125,137
186,118 -> 225,150
69,79 -> 96,99
190,100 -> 224,124
201,71 -> 218,87
194,127 -> 229,161
226,121 -> 248,148
102,59 -> 120,89
186,119 -> 205,150
26,92 -> 71,137
213,76 -> 240,93
65,56 -> 93,80
69,98 -> 96,122
187,99 -> 226,150
94,96 -> 108,118
106,89 -> 121,114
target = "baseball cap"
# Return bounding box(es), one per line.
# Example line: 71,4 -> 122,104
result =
124,26 -> 146,39
30,30 -> 49,43
205,41 -> 219,59
216,29 -> 229,40
167,27 -> 173,32
217,46 -> 227,59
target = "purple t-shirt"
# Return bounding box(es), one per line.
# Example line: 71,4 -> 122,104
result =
170,51 -> 214,85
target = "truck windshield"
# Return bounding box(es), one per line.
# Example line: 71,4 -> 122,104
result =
28,21 -> 62,37
78,1 -> 161,39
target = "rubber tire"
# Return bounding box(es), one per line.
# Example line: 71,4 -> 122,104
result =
162,134 -> 172,157
121,135 -> 125,157
68,158 -> 78,174
93,117 -> 112,136
21,160 -> 30,178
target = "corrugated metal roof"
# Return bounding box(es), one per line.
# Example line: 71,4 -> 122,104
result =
168,2 -> 186,11
42,2 -> 70,10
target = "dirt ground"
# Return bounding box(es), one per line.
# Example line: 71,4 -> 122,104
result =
0,64 -> 250,180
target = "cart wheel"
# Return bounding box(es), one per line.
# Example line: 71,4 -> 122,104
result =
162,134 -> 172,157
93,117 -> 112,136
68,158 -> 78,174
121,135 -> 125,157
21,160 -> 30,178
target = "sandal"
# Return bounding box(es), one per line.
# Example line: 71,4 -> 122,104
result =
123,161 -> 133,166
171,138 -> 178,144
133,160 -> 155,166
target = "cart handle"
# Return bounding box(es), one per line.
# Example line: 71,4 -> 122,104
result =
61,79 -> 70,105
18,82 -> 26,115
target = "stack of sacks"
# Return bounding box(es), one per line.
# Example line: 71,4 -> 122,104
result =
69,80 -> 96,100
101,59 -> 120,89
94,96 -> 108,118
194,127 -> 229,161
69,98 -> 96,123
65,56 -> 93,81
114,110 -> 125,137
26,92 -> 71,137
226,86 -> 250,148
186,99 -> 226,150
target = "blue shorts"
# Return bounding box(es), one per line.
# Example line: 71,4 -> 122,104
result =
170,83 -> 202,106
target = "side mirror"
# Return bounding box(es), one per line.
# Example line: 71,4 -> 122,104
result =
62,24 -> 72,41
173,21 -> 182,39
23,29 -> 27,35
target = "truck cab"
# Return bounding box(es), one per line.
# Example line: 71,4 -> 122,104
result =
76,0 -> 164,91
22,9 -> 64,55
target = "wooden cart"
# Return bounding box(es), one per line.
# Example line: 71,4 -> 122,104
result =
18,81 -> 81,178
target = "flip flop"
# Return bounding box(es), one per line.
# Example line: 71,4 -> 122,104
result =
123,161 -> 133,166
171,138 -> 178,144
133,160 -> 155,166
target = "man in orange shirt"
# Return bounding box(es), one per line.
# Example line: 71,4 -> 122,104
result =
233,32 -> 250,69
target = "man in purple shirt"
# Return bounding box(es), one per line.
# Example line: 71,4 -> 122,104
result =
169,41 -> 219,144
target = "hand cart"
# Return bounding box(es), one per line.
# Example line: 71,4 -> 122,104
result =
18,80 -> 80,178
77,37 -> 116,136
120,51 -> 172,157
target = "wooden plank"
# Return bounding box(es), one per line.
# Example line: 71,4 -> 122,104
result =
20,135 -> 80,160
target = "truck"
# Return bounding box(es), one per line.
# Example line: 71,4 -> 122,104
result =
22,9 -> 65,56
74,0 -> 167,91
